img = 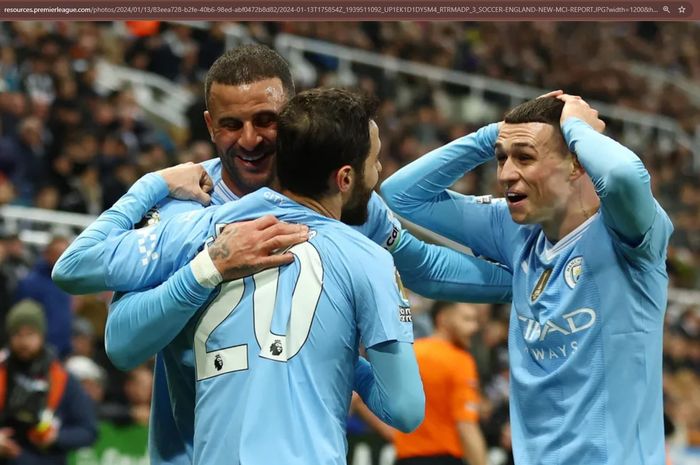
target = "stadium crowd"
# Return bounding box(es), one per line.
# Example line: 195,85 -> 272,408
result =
0,21 -> 698,463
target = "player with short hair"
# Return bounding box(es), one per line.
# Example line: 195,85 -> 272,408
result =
105,87 -> 425,464
54,45 -> 512,465
382,92 -> 673,465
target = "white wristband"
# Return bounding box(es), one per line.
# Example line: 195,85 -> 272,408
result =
190,249 -> 223,288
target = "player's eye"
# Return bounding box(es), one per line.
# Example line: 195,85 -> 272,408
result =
254,113 -> 278,128
220,119 -> 243,131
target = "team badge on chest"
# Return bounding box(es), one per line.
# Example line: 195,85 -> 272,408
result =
564,256 -> 583,289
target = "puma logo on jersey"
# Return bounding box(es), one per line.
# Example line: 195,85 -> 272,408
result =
135,207 -> 161,228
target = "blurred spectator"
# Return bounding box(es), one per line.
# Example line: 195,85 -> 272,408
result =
0,300 -> 97,464
69,319 -> 94,360
65,356 -> 105,405
123,366 -> 152,427
0,233 -> 31,336
0,174 -> 15,206
0,116 -> 49,204
91,365 -> 153,427
393,301 -> 488,465
14,237 -> 72,358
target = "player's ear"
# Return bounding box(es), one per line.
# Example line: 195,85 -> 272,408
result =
569,153 -> 586,181
334,165 -> 354,194
204,111 -> 214,142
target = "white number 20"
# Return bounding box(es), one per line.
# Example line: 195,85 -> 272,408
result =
194,242 -> 323,381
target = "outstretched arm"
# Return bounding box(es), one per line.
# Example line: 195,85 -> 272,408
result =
52,163 -> 213,294
392,230 -> 512,303
357,193 -> 512,302
106,258 -> 215,370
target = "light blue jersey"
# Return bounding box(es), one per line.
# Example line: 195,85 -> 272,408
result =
382,119 -> 673,465
103,159 -> 408,465
54,155 -> 510,465
140,188 -> 414,465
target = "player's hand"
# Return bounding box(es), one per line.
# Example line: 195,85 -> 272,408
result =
557,94 -> 605,133
0,428 -> 21,458
157,162 -> 213,206
537,89 -> 563,99
208,215 -> 309,281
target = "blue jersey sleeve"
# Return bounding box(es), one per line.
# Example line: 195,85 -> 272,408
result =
52,173 -> 169,294
103,207 -> 212,291
562,118 -> 673,266
355,192 -> 512,302
354,342 -> 425,433
104,199 -> 272,370
352,192 -> 403,251
352,244 -> 414,348
106,265 -> 213,370
104,206 -> 222,369
381,123 -> 521,269
392,230 -> 513,303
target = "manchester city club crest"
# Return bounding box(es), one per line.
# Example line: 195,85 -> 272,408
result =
564,256 -> 583,289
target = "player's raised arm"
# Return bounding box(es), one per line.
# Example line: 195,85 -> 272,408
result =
52,162 -> 213,294
558,95 -> 673,261
357,192 -> 513,301
381,124 -> 519,267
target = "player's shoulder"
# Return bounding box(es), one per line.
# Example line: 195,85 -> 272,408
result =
199,158 -> 222,179
135,197 -> 206,228
652,198 -> 674,231
314,220 -> 391,262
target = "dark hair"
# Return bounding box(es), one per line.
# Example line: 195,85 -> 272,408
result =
204,45 -> 295,109
504,97 -> 568,150
430,301 -> 455,326
504,96 -> 564,126
276,88 -> 378,198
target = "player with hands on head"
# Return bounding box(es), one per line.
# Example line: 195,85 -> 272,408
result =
382,91 -> 673,465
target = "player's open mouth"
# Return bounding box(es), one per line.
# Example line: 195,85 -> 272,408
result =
236,151 -> 272,166
506,191 -> 527,204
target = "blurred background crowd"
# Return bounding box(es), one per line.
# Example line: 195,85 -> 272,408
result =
0,21 -> 698,464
